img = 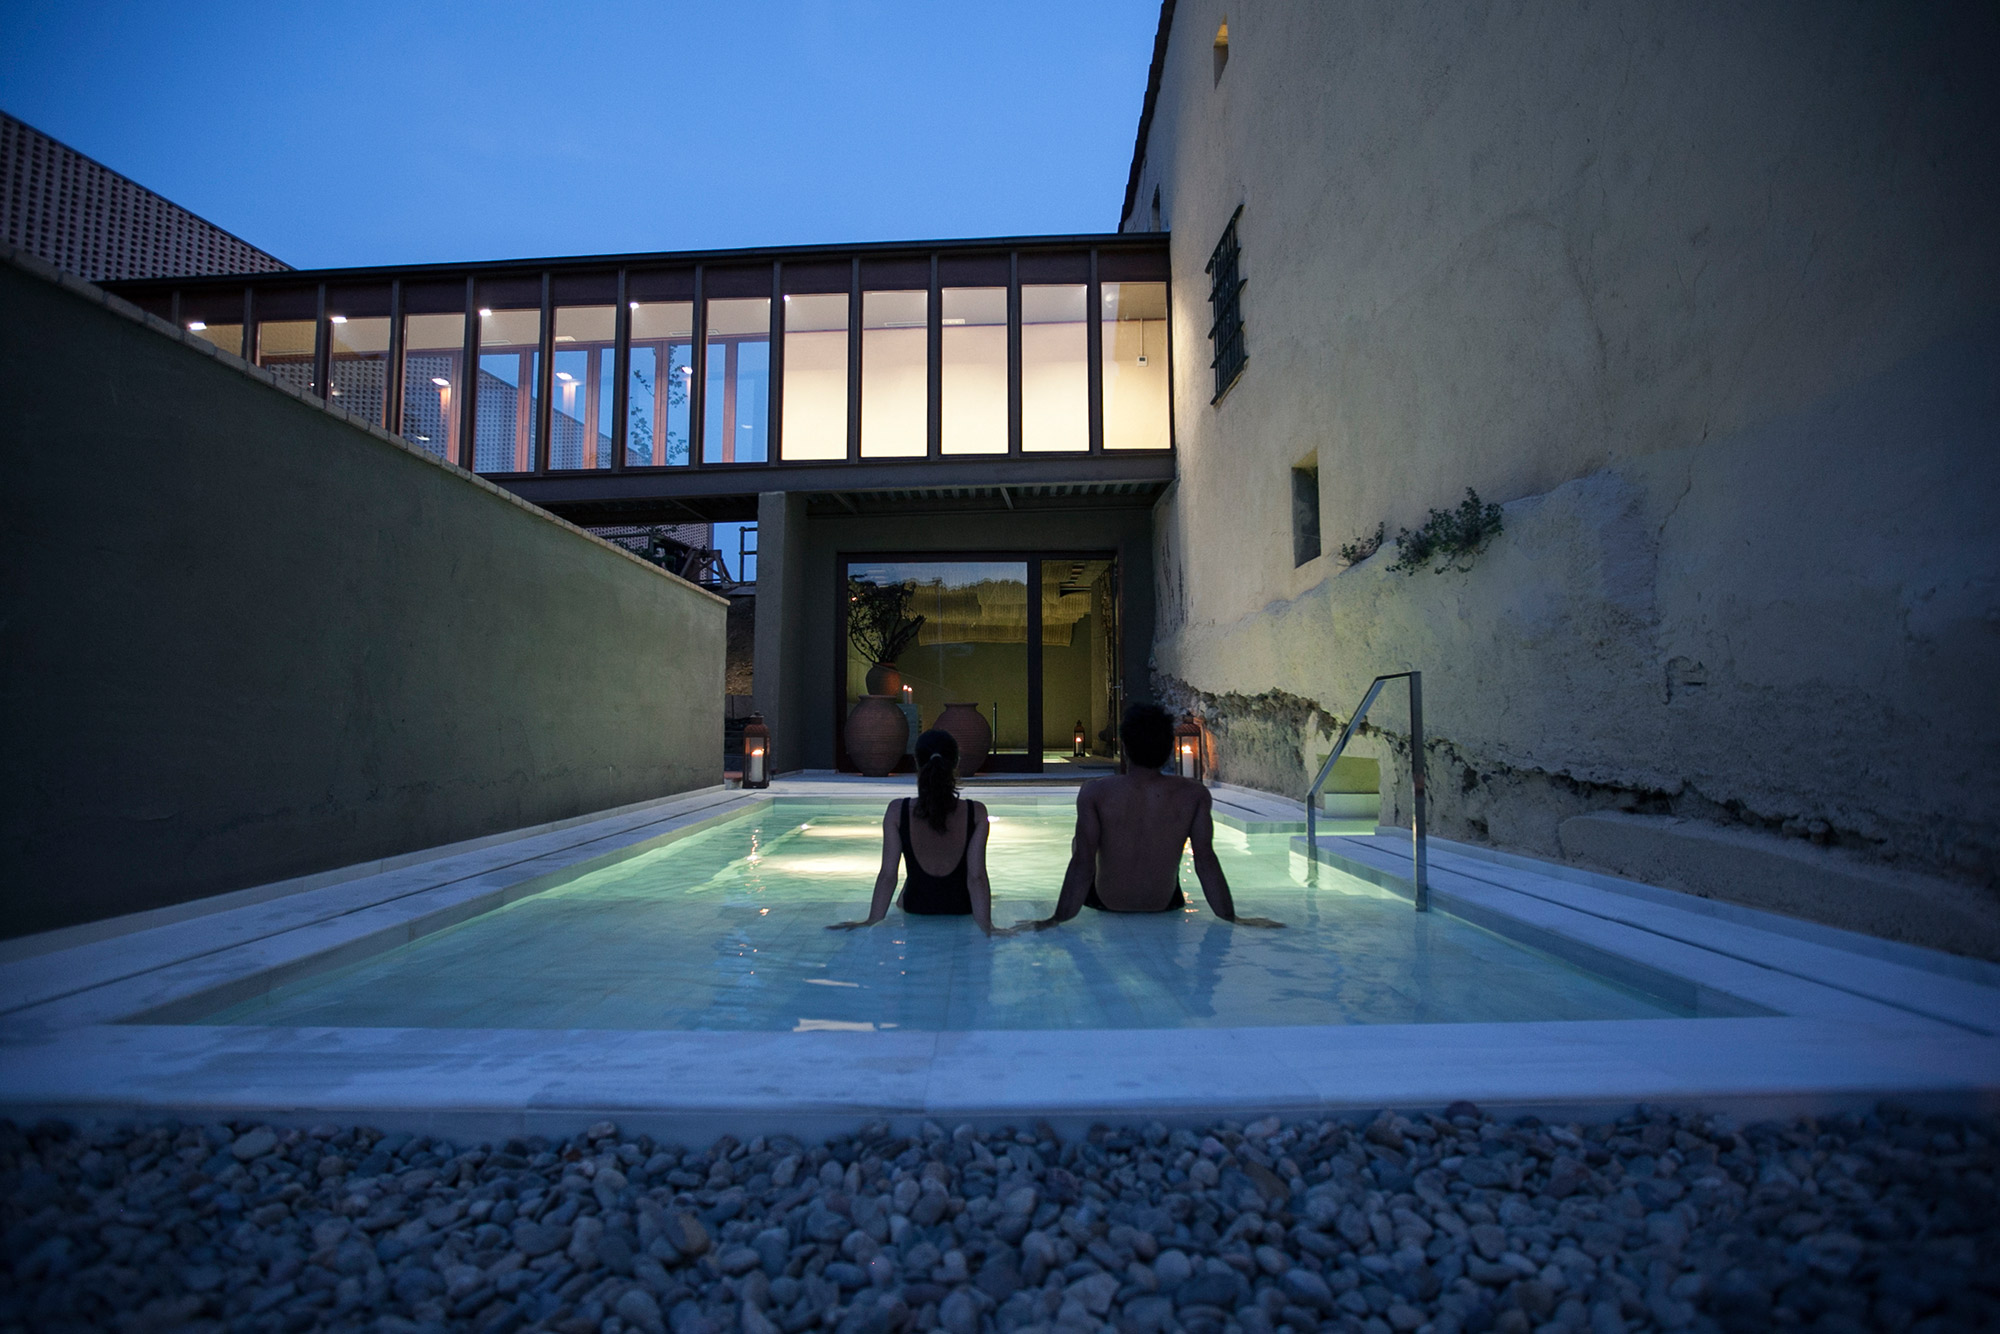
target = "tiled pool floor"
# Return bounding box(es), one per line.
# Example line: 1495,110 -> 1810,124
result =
197,802 -> 1693,1030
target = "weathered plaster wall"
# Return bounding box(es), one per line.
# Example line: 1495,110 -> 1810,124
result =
1132,3 -> 2000,952
0,255 -> 727,938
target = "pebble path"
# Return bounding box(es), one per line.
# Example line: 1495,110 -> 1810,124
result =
3,1102 -> 1995,1334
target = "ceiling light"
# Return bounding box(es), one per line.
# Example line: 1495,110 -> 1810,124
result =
556,371 -> 574,381
329,314 -> 347,324
478,308 -> 493,317
630,301 -> 640,310
187,321 -> 207,331
432,376 -> 451,387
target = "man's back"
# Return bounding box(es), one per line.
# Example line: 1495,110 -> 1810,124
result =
1082,769 -> 1208,910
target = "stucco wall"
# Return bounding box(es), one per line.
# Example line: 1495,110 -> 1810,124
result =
0,254 -> 727,938
1131,3 -> 2000,952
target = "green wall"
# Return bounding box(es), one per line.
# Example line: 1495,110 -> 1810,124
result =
0,256 -> 727,938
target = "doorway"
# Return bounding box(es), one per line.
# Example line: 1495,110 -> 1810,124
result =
837,553 -> 1120,775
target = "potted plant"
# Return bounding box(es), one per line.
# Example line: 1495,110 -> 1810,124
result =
847,578 -> 925,695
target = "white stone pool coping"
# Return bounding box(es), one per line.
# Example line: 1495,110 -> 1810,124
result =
2,776 -> 1996,1139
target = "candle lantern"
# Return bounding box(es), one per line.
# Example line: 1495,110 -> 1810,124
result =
1174,715 -> 1205,782
1073,720 -> 1087,758
742,713 -> 772,789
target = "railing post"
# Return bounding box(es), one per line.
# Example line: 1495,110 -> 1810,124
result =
1409,671 -> 1429,912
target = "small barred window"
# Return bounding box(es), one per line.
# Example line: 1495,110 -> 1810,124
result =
1205,208 -> 1247,402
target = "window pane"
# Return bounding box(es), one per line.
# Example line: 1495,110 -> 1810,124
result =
475,306 -> 541,473
861,290 -> 927,457
400,312 -> 464,462
181,293 -> 244,357
327,314 -> 390,428
704,297 -> 769,463
1021,284 -> 1087,452
549,304 -> 614,470
781,293 -> 848,460
941,287 -> 1006,455
1101,281 -> 1169,450
256,319 -> 317,396
628,301 -> 692,467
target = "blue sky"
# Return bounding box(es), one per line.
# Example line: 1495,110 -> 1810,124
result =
1,1 -> 1161,269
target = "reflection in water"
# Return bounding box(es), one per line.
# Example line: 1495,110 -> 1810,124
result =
197,801 -> 1702,1031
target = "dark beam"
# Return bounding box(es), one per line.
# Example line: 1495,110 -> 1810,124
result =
501,451 -> 1176,510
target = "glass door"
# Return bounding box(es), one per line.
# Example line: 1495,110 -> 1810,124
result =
1041,558 -> 1122,773
842,560 -> 1035,772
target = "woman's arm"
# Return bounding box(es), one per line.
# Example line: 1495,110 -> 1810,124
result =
965,802 -> 997,935
827,802 -> 901,930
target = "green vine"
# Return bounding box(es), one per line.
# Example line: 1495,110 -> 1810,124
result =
1336,522 -> 1384,567
1387,489 -> 1505,575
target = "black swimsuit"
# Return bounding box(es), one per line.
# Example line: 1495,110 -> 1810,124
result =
897,798 -> 981,916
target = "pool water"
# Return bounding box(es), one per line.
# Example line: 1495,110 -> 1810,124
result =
199,799 -> 1698,1030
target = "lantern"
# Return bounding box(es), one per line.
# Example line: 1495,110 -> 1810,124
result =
1073,720 -> 1087,758
742,713 -> 772,789
1174,715 -> 1204,782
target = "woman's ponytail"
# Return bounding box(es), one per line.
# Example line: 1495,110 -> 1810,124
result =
911,728 -> 961,832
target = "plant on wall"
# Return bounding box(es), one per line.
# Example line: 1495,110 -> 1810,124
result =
1337,522 -> 1385,567
1387,489 -> 1505,574
847,578 -> 926,666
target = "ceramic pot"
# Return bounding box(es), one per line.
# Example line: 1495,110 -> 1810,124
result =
863,662 -> 902,696
935,703 -> 992,776
846,695 -> 909,776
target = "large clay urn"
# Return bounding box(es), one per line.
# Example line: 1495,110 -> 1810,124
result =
846,695 -> 909,777
935,703 -> 992,777
863,662 -> 902,695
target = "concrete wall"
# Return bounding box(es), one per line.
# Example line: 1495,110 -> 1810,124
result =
1129,3 -> 2000,954
782,506 -> 1156,770
0,252 -> 728,939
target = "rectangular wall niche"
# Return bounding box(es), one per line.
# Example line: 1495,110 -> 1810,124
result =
1292,463 -> 1321,567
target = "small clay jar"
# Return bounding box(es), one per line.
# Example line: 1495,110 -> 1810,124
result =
863,662 -> 902,696
846,695 -> 910,776
935,703 -> 993,777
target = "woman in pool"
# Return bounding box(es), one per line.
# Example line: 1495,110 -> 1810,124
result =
829,728 -> 1002,935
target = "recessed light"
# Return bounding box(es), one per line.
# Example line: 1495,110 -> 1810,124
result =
432,376 -> 451,387
187,321 -> 207,331
329,314 -> 347,324
478,308 -> 493,317
556,371 -> 574,381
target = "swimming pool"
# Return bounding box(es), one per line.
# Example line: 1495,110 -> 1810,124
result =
195,799 -> 1717,1031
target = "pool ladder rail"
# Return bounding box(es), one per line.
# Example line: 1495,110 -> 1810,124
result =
1304,671 -> 1430,912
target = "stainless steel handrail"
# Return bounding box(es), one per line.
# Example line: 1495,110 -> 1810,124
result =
1304,671 -> 1429,911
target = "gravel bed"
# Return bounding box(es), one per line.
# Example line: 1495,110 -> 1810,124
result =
2,1102 -> 1996,1334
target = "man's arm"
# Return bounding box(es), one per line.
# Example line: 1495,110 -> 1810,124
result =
1189,788 -> 1283,927
1036,786 -> 1102,927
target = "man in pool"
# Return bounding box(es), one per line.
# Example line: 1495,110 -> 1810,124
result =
1032,703 -> 1283,929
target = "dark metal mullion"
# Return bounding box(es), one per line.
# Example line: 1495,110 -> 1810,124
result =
1027,556 -> 1044,772
312,282 -> 329,400
458,277 -> 478,469
169,290 -> 180,330
533,272 -> 554,474
611,270 -> 630,472
1007,252 -> 1022,455
1086,251 -> 1103,453
241,288 -> 254,361
688,267 -> 706,470
927,253 -> 942,459
846,258 -> 861,462
768,262 -> 783,466
386,279 -> 405,435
